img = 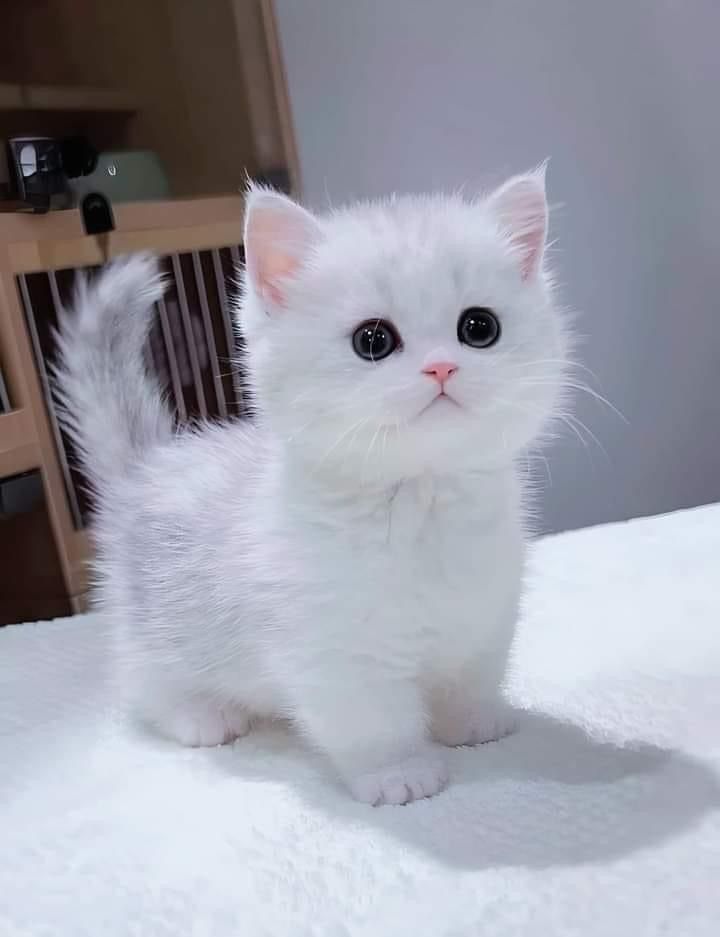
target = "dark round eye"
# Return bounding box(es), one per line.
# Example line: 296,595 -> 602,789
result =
352,319 -> 401,361
457,307 -> 501,349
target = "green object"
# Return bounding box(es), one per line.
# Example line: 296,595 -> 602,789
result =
69,150 -> 170,204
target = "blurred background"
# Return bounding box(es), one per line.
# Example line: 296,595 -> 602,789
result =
1,0 -> 719,624
275,0 -> 720,533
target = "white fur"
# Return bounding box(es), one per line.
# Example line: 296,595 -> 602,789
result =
56,173 -> 570,805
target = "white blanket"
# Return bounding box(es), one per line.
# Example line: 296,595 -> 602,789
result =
2,506 -> 720,936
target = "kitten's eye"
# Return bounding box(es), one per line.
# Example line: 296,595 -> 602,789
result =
457,307 -> 501,349
352,319 -> 401,361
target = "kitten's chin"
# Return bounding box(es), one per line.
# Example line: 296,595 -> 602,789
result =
281,396 -> 552,487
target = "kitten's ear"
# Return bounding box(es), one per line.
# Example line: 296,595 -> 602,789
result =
487,168 -> 548,280
243,187 -> 322,308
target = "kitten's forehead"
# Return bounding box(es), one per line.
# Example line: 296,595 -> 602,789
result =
309,195 -> 514,323
321,194 -> 497,257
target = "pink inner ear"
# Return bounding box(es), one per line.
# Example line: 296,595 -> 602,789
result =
255,250 -> 302,307
244,192 -> 321,308
489,175 -> 548,280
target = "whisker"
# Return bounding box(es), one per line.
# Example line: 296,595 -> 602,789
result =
559,411 -> 607,459
313,414 -> 371,472
493,395 -> 607,464
340,417 -> 373,475
362,423 -> 383,479
516,377 -> 628,424
513,355 -> 598,378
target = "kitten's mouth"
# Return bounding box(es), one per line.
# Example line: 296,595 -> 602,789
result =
417,392 -> 462,418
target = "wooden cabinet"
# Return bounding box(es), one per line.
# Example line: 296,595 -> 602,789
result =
0,2 -> 299,623
0,0 -> 299,199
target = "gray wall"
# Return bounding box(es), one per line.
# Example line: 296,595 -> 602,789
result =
275,0 -> 720,532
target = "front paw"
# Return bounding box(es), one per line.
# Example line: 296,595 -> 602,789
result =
349,752 -> 449,806
432,700 -> 517,748
160,701 -> 251,747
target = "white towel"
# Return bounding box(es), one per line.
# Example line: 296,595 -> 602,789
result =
2,505 -> 719,936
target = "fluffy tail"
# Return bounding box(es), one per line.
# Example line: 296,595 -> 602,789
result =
54,253 -> 172,491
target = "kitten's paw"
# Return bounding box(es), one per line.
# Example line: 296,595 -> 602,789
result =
162,702 -> 251,747
222,704 -> 252,741
349,753 -> 449,806
432,700 -> 517,748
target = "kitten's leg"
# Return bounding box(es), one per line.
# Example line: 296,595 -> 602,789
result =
429,647 -> 516,748
152,695 -> 252,747
294,675 -> 447,806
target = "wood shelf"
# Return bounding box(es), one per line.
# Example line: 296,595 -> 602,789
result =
0,81 -> 137,114
0,194 -> 245,273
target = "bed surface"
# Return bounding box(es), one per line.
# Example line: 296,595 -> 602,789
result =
2,505 -> 719,936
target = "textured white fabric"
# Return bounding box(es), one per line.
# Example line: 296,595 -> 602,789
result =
2,505 -> 719,936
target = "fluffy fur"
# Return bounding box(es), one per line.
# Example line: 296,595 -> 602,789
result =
56,171 -> 569,805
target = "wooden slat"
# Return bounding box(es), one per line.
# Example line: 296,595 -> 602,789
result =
68,531 -> 90,596
0,195 -> 244,243
260,0 -> 302,194
156,294 -> 188,422
232,0 -> 288,173
0,408 -> 36,452
0,196 -> 245,274
0,442 -> 41,480
0,245 -> 85,598
212,248 -> 244,411
0,410 -> 41,477
9,219 -> 244,274
170,254 -> 207,417
192,250 -> 227,419
19,272 -> 84,527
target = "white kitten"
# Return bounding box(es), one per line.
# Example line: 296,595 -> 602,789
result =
56,170 -> 569,805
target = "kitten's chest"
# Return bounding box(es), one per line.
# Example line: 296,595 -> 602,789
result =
385,477 -> 473,575
386,476 -> 519,589
311,474 -> 521,605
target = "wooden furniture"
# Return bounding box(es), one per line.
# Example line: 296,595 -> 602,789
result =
0,196 -> 248,620
0,0 -> 299,199
0,0 -> 299,623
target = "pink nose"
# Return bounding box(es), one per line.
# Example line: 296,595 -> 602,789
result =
422,361 -> 458,385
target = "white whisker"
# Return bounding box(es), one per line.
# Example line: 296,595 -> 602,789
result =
516,376 -> 628,425
313,414 -> 371,472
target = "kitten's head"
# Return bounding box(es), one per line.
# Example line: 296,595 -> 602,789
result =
240,170 -> 569,484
